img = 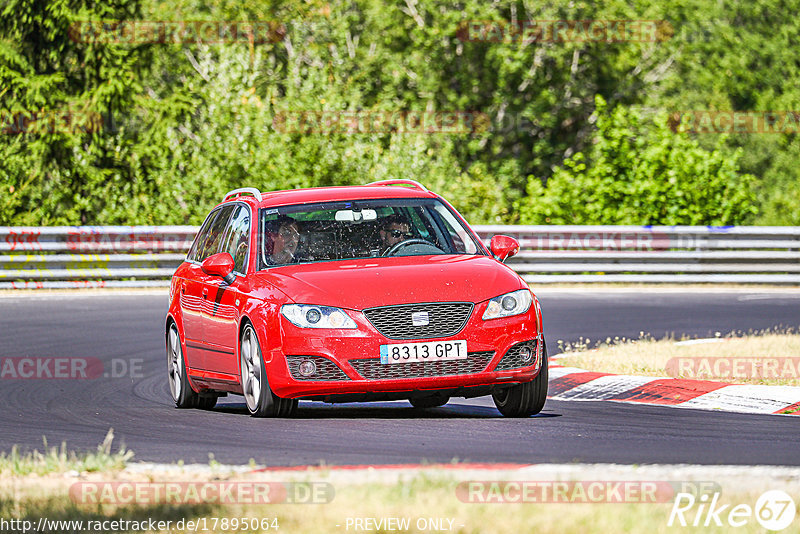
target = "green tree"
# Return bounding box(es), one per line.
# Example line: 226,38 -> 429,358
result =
0,0 -> 144,224
517,96 -> 758,225
2,0 -> 797,226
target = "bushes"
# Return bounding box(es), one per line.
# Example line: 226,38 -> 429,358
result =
517,97 -> 758,225
0,0 -> 788,226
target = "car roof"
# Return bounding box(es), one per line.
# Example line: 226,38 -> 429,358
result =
219,182 -> 439,210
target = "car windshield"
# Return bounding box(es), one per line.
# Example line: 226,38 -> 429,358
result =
258,198 -> 484,268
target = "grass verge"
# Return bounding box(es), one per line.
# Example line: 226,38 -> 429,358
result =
0,429 -> 133,476
554,329 -> 800,386
2,435 -> 799,533
3,465 -> 800,534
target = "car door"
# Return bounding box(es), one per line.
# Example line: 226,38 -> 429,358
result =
202,204 -> 251,377
180,208 -> 221,369
182,205 -> 235,370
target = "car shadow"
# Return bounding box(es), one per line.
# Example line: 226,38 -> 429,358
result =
212,400 -> 561,419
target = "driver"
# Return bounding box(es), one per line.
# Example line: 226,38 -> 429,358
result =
379,214 -> 412,253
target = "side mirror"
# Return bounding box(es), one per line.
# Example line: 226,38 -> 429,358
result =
201,253 -> 236,285
490,235 -> 520,263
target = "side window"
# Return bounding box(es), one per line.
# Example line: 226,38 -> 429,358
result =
405,208 -> 432,240
220,205 -> 251,274
187,210 -> 219,262
194,206 -> 235,262
432,204 -> 478,254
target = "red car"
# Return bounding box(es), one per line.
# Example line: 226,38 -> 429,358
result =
166,180 -> 547,417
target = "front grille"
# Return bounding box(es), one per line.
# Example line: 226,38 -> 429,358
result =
494,340 -> 538,371
350,351 -> 493,380
363,302 -> 474,340
285,355 -> 350,381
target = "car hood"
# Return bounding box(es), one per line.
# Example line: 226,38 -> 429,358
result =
251,255 -> 524,310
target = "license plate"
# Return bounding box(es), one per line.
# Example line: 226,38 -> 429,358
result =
379,340 -> 467,364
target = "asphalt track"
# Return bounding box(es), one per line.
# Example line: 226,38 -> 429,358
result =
0,289 -> 799,466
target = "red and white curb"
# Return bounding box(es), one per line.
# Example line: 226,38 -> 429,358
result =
549,365 -> 800,416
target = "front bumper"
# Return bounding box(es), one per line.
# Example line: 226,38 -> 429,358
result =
264,306 -> 543,400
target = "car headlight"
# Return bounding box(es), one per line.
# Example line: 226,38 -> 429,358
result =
482,289 -> 533,320
281,304 -> 357,329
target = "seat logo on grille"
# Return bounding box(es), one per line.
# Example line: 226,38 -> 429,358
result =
411,311 -> 430,326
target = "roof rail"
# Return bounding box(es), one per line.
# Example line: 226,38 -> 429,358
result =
223,187 -> 262,202
367,179 -> 429,192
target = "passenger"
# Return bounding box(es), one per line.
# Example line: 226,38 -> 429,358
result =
265,216 -> 300,264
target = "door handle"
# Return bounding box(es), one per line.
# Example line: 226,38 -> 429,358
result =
202,287 -> 209,298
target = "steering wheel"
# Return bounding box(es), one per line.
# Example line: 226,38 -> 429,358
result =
382,238 -> 440,257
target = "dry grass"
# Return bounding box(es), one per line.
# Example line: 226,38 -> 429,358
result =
0,430 -> 133,477
554,330 -> 800,386
3,468 -> 798,534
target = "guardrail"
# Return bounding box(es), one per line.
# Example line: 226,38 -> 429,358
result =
475,225 -> 800,284
1,225 -> 799,288
0,226 -> 195,289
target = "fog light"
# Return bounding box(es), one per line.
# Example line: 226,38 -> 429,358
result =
518,345 -> 533,363
298,360 -> 317,377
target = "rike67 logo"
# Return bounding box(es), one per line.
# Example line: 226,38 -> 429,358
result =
668,490 -> 796,531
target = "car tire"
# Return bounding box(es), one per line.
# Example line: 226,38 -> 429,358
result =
167,322 -> 200,409
409,396 -> 449,409
240,323 -> 298,418
492,339 -> 549,417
